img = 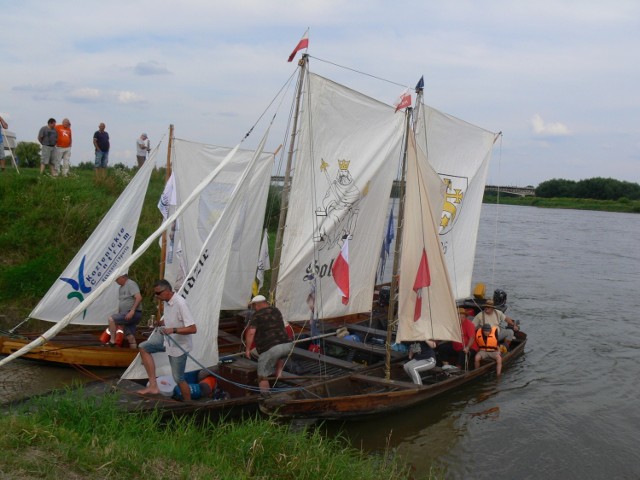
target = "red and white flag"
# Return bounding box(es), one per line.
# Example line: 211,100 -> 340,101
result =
412,248 -> 431,321
287,29 -> 309,62
332,239 -> 350,305
394,88 -> 412,113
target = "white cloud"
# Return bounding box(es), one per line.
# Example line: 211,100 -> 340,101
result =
531,114 -> 570,137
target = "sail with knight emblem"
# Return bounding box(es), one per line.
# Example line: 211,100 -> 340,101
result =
274,71 -> 406,322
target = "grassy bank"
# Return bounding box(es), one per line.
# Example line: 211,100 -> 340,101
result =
0,388 -> 410,479
483,194 -> 640,213
0,168 -> 165,325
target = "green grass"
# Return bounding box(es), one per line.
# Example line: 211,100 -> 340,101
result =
0,388 -> 410,479
0,167 -> 165,325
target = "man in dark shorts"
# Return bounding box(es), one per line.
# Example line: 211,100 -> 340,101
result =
244,295 -> 292,394
107,273 -> 143,348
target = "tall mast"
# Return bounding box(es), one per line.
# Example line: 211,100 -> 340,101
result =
269,55 -> 308,303
384,108 -> 412,380
158,124 -> 174,317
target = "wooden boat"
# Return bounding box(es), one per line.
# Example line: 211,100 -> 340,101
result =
0,314 -> 247,368
260,331 -> 527,420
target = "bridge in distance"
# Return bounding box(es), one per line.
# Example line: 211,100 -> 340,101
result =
271,176 -> 536,197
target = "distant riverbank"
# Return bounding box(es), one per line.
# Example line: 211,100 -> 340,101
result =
483,194 -> 640,213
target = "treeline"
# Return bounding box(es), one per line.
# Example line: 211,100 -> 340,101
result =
535,177 -> 640,201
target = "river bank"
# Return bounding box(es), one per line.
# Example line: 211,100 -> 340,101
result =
483,193 -> 640,213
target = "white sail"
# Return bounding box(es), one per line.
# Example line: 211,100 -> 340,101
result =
414,103 -> 497,300
122,128 -> 272,379
275,72 -> 405,322
397,133 -> 461,343
171,140 -> 273,309
28,151 -> 157,325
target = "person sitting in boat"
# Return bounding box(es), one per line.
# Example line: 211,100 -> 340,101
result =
106,273 -> 143,348
475,323 -> 502,375
403,340 -> 437,385
137,279 -> 198,401
454,307 -> 479,370
472,299 -> 518,350
244,295 -> 293,394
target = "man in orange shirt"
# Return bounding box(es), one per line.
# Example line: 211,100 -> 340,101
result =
55,118 -> 72,176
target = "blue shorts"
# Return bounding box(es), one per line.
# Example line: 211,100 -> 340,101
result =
112,311 -> 142,336
94,150 -> 109,168
139,331 -> 188,383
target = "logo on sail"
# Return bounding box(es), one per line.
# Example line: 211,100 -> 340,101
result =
439,175 -> 467,235
314,158 -> 362,250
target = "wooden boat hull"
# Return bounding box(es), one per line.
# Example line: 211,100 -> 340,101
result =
0,316 -> 247,368
260,334 -> 527,420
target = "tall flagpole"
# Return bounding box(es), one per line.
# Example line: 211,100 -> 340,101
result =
158,124 -> 174,318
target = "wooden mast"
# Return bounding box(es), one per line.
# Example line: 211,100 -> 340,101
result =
384,108 -> 412,380
269,55 -> 308,303
158,124 -> 174,318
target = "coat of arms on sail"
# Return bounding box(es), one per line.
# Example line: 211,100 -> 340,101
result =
314,158 -> 364,250
439,175 -> 468,235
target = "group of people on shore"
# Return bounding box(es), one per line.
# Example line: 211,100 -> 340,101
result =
403,300 -> 519,383
0,115 -> 151,177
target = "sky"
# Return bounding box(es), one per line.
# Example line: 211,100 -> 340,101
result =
1,0 -> 639,187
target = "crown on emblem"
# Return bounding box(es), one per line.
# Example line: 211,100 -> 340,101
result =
338,159 -> 350,170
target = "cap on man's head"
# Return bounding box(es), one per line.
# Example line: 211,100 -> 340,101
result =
484,299 -> 494,308
117,273 -> 128,278
458,307 -> 467,314
250,295 -> 267,304
482,323 -> 492,333
142,133 -> 147,137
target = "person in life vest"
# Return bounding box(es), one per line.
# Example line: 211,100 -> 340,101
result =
472,299 -> 518,350
475,323 -> 502,375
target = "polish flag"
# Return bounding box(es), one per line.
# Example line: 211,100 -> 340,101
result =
332,239 -> 350,305
394,89 -> 412,112
413,248 -> 431,321
288,30 -> 309,62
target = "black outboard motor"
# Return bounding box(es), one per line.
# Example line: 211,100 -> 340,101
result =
378,286 -> 391,306
493,289 -> 508,312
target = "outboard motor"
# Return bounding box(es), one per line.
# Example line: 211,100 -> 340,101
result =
493,289 -> 508,311
378,286 -> 391,306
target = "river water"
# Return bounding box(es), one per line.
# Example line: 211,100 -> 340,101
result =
324,203 -> 640,479
2,204 -> 639,478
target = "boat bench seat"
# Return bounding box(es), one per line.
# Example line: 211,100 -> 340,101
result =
323,336 -> 405,360
291,347 -> 365,371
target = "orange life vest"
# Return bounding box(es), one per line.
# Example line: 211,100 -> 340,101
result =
476,326 -> 499,351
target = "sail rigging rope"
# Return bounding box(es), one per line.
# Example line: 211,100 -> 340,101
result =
309,55 -> 409,90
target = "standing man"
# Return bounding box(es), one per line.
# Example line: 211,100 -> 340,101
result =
38,118 -> 58,176
136,132 -> 150,167
138,280 -> 197,400
245,295 -> 292,394
0,114 -> 8,172
93,122 -> 109,180
55,118 -> 72,177
106,273 -> 143,348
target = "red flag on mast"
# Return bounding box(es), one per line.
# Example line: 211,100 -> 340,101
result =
394,88 -> 412,112
287,30 -> 309,62
332,239 -> 350,305
413,248 -> 431,321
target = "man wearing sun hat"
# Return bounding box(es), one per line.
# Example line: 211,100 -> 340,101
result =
245,295 -> 292,394
472,299 -> 518,349
136,132 -> 151,167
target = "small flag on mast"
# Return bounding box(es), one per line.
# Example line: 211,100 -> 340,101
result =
394,88 -> 412,113
332,239 -> 350,305
415,76 -> 424,92
288,29 -> 309,62
412,248 -> 431,321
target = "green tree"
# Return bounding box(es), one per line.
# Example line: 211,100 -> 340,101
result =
14,141 -> 41,168
535,178 -> 576,198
